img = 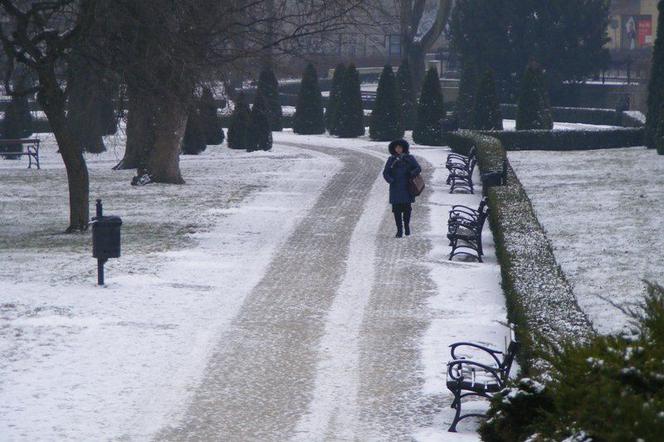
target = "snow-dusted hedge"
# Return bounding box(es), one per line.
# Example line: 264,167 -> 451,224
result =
501,103 -> 622,126
477,127 -> 644,151
446,131 -> 594,374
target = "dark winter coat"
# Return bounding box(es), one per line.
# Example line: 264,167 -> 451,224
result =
383,145 -> 422,205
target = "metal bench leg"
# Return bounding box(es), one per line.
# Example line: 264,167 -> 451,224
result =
449,388 -> 462,432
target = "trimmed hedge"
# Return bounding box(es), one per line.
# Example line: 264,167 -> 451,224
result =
478,127 -> 645,151
501,103 -> 627,126
445,131 -> 594,375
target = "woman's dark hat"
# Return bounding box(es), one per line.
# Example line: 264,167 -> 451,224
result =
388,139 -> 410,155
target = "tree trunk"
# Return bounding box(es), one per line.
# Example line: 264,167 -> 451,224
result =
37,70 -> 90,232
147,95 -> 187,184
114,85 -> 154,170
407,44 -> 426,94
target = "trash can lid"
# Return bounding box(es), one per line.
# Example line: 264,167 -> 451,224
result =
93,215 -> 123,225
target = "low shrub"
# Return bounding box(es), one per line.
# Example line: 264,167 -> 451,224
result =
481,283 -> 664,441
500,104 -> 621,126
479,127 -> 644,151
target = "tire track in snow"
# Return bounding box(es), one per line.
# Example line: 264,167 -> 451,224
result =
159,144 -> 384,441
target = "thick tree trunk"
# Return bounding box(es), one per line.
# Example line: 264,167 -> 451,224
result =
147,96 -> 187,184
38,71 -> 90,232
114,85 -> 154,170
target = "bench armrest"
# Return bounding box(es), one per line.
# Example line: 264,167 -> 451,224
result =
450,342 -> 503,366
447,359 -> 504,384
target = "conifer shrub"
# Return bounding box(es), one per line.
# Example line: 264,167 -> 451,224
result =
473,69 -> 503,130
456,59 -> 479,129
249,93 -> 273,151
256,67 -> 283,131
293,63 -> 325,135
413,67 -> 445,145
325,63 -> 346,135
516,62 -> 553,130
481,282 -> 664,441
335,64 -> 365,138
227,92 -> 252,149
200,87 -> 224,145
1,83 -> 32,158
397,59 -> 417,130
369,65 -> 403,141
181,105 -> 207,155
646,1 -> 664,149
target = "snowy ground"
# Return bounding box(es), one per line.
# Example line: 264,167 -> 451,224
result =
0,129 -> 507,440
509,147 -> 664,335
502,119 -> 620,131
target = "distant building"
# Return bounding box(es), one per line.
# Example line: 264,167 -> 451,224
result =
607,0 -> 658,51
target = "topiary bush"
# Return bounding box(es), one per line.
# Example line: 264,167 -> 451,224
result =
397,59 -> 417,131
293,63 -> 325,135
516,62 -> 553,130
474,69 -> 503,130
325,63 -> 346,135
249,92 -> 273,151
227,92 -> 252,149
413,67 -> 445,145
335,63 -> 365,138
200,87 -> 224,145
181,104 -> 207,155
256,67 -> 283,131
369,64 -> 403,141
456,59 -> 479,129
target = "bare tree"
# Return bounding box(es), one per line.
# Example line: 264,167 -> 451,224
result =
0,0 -> 91,232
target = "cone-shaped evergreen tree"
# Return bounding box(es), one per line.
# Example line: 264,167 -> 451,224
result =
456,59 -> 479,129
646,1 -> 664,150
516,62 -> 553,130
228,92 -> 252,149
335,64 -> 365,138
256,67 -> 283,131
293,63 -> 325,135
200,87 -> 225,145
413,67 -> 445,145
369,65 -> 403,141
397,59 -> 417,131
1,76 -> 33,159
249,93 -> 273,151
181,105 -> 207,155
325,64 -> 346,134
473,70 -> 503,130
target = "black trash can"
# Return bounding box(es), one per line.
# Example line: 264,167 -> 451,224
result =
92,216 -> 122,259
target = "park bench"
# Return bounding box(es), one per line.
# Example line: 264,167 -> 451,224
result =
447,198 -> 489,262
446,325 -> 519,432
0,138 -> 40,169
445,146 -> 476,184
447,155 -> 477,194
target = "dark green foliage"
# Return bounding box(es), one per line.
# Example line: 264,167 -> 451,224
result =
449,0 -> 610,101
325,64 -> 346,134
396,59 -> 416,131
227,92 -> 252,149
478,127 -> 644,151
456,59 -> 479,129
293,63 -> 325,135
656,105 -> 664,155
335,64 -> 365,138
481,283 -> 664,441
181,105 -> 207,155
516,63 -> 553,131
369,65 -> 403,141
1,76 -> 33,158
646,1 -> 664,149
249,93 -> 272,151
256,67 -> 283,131
200,87 -> 224,145
413,67 -> 444,145
479,378 -> 555,442
473,70 -> 503,130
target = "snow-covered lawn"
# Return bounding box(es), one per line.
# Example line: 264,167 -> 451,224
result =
502,119 -> 620,131
509,146 -> 664,334
0,129 -> 507,440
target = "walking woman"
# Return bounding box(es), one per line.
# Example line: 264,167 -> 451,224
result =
383,139 -> 422,238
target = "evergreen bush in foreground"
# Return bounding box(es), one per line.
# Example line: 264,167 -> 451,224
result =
335,64 -> 365,138
325,63 -> 346,135
293,63 -> 325,135
456,59 -> 479,129
413,67 -> 444,145
516,62 -> 553,131
397,59 -> 417,131
473,69 -> 503,130
249,93 -> 273,151
369,65 -> 403,141
256,67 -> 283,131
227,92 -> 252,149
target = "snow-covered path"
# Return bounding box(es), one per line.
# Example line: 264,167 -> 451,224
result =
0,133 -> 506,441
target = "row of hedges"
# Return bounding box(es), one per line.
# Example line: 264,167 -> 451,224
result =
444,131 -> 594,375
500,103 -> 628,126
479,127 -> 644,151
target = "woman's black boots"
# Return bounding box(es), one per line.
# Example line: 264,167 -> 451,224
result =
394,212 -> 403,238
403,210 -> 411,236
